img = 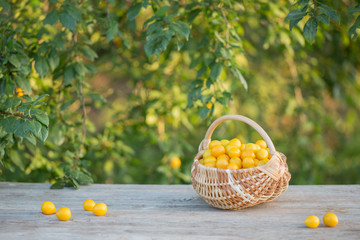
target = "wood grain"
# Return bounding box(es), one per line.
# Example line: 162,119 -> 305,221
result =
0,183 -> 359,240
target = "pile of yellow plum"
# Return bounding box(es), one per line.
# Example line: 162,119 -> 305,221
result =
199,138 -> 270,169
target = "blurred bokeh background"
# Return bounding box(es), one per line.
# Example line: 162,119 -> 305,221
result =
1,0 -> 360,185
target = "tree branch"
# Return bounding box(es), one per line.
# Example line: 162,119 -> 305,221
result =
0,111 -> 34,120
70,30 -> 86,164
220,8 -> 230,48
107,1 -> 110,19
76,79 -> 87,162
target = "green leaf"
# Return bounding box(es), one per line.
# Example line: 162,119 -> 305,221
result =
220,47 -> 230,59
169,21 -> 191,40
118,30 -> 130,49
143,15 -> 157,29
295,0 -> 309,7
317,14 -> 329,26
9,149 -> 24,171
144,30 -> 173,57
5,97 -> 21,109
69,177 -> 80,189
187,9 -> 201,22
64,151 -> 75,159
50,180 -> 65,189
190,56 -> 201,69
155,6 -> 169,17
229,29 -> 241,42
80,45 -> 98,61
60,12 -> 76,32
5,77 -> 15,94
84,63 -> 98,74
210,62 -> 223,80
9,55 -> 21,68
176,37 -> 184,51
206,78 -> 213,89
43,10 -> 59,25
32,110 -> 49,127
285,9 -> 307,21
48,50 -> 59,71
233,68 -> 248,91
32,94 -> 49,108
76,172 -> 93,185
33,124 -> 48,142
200,106 -> 210,119
64,65 -> 74,85
289,18 -> 303,31
25,135 -> 37,146
65,5 -> 82,21
74,63 -> 87,78
196,66 -> 206,78
188,86 -> 202,106
127,3 -> 142,21
223,91 -> 233,101
190,80 -> 202,89
347,5 -> 360,15
15,75 -> 31,93
60,100 -> 75,111
349,15 -> 360,40
204,53 -> 215,66
28,120 -> 42,137
14,119 -> 30,138
201,94 -> 212,104
49,123 -> 65,146
318,3 -> 338,21
106,20 -> 118,42
186,97 -> 194,108
35,57 -> 49,78
146,21 -> 163,34
303,17 -> 317,43
214,31 -> 225,45
0,116 -> 17,133
87,93 -> 106,103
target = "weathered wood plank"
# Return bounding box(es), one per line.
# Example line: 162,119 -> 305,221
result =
0,183 -> 359,240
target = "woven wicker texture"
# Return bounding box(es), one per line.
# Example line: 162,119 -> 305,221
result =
191,115 -> 291,210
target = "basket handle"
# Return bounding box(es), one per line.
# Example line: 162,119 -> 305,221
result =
198,114 -> 276,156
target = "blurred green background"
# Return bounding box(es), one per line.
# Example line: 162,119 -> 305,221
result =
1,0 -> 360,186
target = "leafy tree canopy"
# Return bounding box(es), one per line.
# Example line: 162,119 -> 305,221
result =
1,0 -> 360,187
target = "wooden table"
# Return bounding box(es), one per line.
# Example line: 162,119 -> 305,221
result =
0,182 -> 359,239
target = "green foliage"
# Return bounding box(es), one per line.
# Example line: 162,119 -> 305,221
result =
303,17 -> 318,43
285,0 -> 360,42
142,5 -> 191,57
1,0 -> 360,187
50,162 -> 93,189
0,94 -> 49,143
348,5 -> 360,40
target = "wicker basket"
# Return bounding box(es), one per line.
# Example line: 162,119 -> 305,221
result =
191,114 -> 291,210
